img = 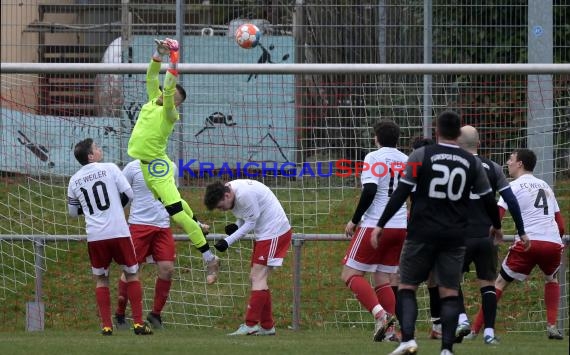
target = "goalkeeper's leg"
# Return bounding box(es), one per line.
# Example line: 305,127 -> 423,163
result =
142,162 -> 213,256
142,163 -> 219,283
167,202 -> 206,249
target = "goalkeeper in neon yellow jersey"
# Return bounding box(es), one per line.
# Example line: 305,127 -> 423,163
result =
128,38 -> 219,284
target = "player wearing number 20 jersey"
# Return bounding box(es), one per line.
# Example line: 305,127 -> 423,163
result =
374,111 -> 502,355
401,143 -> 495,245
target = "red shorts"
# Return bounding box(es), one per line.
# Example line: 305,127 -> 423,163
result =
87,237 -> 139,276
502,240 -> 564,281
342,227 -> 407,273
251,229 -> 292,267
129,224 -> 175,263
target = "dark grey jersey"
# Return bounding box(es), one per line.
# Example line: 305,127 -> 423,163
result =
466,156 -> 510,238
400,143 -> 492,244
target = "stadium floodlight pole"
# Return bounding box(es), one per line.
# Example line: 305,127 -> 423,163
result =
2,63 -> 570,75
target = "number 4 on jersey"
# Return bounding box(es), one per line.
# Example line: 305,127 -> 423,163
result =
534,188 -> 548,215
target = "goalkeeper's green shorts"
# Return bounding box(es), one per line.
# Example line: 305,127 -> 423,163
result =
140,157 -> 180,207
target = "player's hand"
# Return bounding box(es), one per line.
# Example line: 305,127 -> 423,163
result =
154,39 -> 171,56
370,227 -> 383,249
163,38 -> 180,64
225,223 -> 239,236
518,233 -> 531,251
489,226 -> 503,245
214,239 -> 229,252
163,38 -> 179,52
345,221 -> 357,238
199,222 -> 210,236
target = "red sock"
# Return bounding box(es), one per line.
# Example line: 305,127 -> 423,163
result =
346,275 -> 380,314
127,280 -> 144,324
115,279 -> 128,316
544,282 -> 560,326
95,286 -> 112,328
152,278 -> 172,315
260,290 -> 273,329
245,290 -> 268,327
375,283 -> 396,315
473,288 -> 503,333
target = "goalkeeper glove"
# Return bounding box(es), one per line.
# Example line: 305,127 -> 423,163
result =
153,39 -> 169,61
225,223 -> 239,236
214,239 -> 229,252
162,38 -> 179,65
163,38 -> 179,51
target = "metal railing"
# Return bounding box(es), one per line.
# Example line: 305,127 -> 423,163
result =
1,234 -> 568,332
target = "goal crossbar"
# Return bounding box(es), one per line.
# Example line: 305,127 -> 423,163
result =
2,63 -> 570,74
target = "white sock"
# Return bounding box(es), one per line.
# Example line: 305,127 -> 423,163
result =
483,328 -> 495,338
458,313 -> 469,324
371,304 -> 384,319
202,250 -> 215,262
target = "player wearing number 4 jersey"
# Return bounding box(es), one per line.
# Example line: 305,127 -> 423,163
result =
67,138 -> 152,336
342,120 -> 406,342
127,38 -> 219,283
470,148 -> 566,341
372,111 -> 503,355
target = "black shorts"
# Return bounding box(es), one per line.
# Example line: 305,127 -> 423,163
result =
399,239 -> 466,290
462,237 -> 499,281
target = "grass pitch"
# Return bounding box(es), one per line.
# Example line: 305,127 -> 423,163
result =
0,328 -> 568,355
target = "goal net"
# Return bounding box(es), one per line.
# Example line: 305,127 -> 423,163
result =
1,59 -> 568,333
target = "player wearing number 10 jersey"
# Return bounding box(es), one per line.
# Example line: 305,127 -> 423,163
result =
67,138 -> 152,335
372,111 -> 503,355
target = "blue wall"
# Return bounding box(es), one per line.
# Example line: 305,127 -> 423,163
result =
1,35 -> 296,176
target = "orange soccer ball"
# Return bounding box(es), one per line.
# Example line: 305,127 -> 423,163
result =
234,24 -> 261,49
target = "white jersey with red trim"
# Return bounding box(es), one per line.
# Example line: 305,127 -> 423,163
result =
229,179 -> 290,241
67,162 -> 131,241
498,174 -> 562,245
123,160 -> 170,228
360,147 -> 408,228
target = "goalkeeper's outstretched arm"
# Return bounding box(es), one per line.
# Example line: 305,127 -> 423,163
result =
163,40 -> 180,123
146,44 -> 163,101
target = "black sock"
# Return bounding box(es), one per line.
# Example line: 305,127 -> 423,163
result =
457,286 -> 466,314
392,285 -> 399,297
440,295 -> 460,351
481,285 -> 497,330
397,289 -> 417,342
392,286 -> 399,310
428,286 -> 441,322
